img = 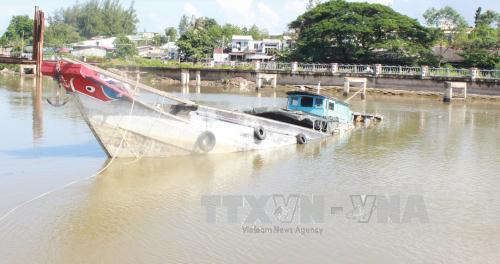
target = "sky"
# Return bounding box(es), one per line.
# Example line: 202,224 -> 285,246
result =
1,0 -> 499,35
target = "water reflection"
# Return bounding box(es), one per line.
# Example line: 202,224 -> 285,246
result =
32,77 -> 43,144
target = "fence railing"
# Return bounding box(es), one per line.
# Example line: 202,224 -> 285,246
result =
194,61 -> 499,80
381,65 -> 421,76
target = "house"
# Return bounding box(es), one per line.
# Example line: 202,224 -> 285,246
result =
160,42 -> 180,60
71,37 -> 116,58
229,35 -> 282,61
213,47 -> 229,62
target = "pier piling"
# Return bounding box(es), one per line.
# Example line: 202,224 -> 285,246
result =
443,82 -> 467,102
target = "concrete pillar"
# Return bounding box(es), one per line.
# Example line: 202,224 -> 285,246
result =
443,82 -> 452,102
256,73 -> 262,89
421,65 -> 428,79
343,78 -> 350,97
361,81 -> 366,100
316,82 -> 321,94
255,61 -> 261,71
292,62 -> 298,74
271,76 -> 277,89
331,63 -> 338,74
210,61 -> 215,68
181,69 -> 190,85
374,64 -> 382,76
195,70 -> 201,86
470,68 -> 478,81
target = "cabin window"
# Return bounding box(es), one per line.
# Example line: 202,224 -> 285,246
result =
314,98 -> 324,107
300,96 -> 314,107
329,102 -> 334,110
290,96 -> 299,106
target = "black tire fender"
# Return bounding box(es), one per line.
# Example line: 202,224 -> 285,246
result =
296,133 -> 307,144
254,126 -> 267,140
195,131 -> 216,153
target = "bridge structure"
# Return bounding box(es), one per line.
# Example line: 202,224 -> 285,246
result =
0,6 -> 44,76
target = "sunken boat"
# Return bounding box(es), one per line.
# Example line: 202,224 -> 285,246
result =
42,59 -> 380,158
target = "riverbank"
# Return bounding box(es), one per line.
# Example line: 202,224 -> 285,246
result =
142,74 -> 500,102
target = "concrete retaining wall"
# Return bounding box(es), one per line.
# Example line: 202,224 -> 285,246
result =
136,67 -> 500,96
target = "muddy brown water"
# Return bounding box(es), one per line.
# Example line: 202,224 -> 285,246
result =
0,75 -> 499,263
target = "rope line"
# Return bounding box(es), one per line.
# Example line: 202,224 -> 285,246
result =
0,62 -> 139,224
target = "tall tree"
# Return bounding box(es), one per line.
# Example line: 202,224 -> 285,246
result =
52,0 -> 138,39
306,0 -> 322,10
113,35 -> 137,58
164,27 -> 178,42
0,15 -> 34,46
178,15 -> 193,36
45,22 -> 82,48
289,0 -> 436,64
423,6 -> 468,30
176,17 -> 223,60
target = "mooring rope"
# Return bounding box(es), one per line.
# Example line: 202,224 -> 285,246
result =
0,66 -> 140,224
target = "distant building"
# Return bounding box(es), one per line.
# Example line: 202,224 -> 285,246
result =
71,37 -> 116,58
229,35 -> 283,61
213,47 -> 229,62
160,42 -> 180,60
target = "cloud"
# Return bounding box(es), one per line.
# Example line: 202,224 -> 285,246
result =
183,2 -> 200,17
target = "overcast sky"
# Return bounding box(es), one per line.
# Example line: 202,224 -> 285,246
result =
1,0 -> 499,35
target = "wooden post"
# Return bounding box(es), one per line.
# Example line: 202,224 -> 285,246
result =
32,6 -> 45,77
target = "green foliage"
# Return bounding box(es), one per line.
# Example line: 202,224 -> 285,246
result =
0,15 -> 34,46
456,25 -> 499,68
164,27 -> 177,42
289,0 -> 436,64
474,8 -> 500,27
51,0 -> 138,39
423,6 -> 468,29
113,35 -> 137,58
45,22 -> 82,48
175,14 -> 270,60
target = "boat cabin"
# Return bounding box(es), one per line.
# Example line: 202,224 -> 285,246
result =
286,91 -> 353,124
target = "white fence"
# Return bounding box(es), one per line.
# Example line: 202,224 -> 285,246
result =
200,61 -> 499,80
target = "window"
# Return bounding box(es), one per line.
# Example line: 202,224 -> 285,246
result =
314,98 -> 324,107
329,102 -> 334,110
290,96 -> 299,106
300,96 -> 313,107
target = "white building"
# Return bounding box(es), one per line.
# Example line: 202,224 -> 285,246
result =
229,35 -> 284,61
71,37 -> 116,57
213,47 -> 229,62
160,42 -> 180,60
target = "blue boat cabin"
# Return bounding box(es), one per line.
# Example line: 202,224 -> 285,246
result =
286,91 -> 353,124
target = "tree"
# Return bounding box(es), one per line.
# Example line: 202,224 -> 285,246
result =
176,17 -> 223,60
45,22 -> 82,48
423,6 -> 468,30
306,0 -> 322,10
178,15 -> 193,36
474,8 -> 500,27
51,0 -> 138,39
113,35 -> 137,58
289,0 -> 436,64
0,15 -> 34,46
456,25 -> 499,68
164,27 -> 177,42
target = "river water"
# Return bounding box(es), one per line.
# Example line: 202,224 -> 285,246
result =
0,75 -> 499,264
